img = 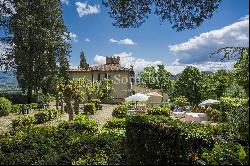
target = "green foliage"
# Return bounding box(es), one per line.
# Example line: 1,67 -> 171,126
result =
91,99 -> 102,110
125,115 -> 215,165
73,150 -> 108,165
103,118 -> 127,129
112,104 -> 128,118
174,96 -> 190,107
0,93 -> 36,104
202,70 -> 232,99
83,103 -> 97,115
11,115 -> 35,130
147,106 -> 171,116
0,116 -> 125,165
34,111 -> 50,124
0,97 -> 12,116
234,49 -> 249,96
199,106 -> 223,122
201,142 -> 248,165
11,104 -> 22,113
58,115 -> 98,133
219,97 -> 249,141
34,109 -> 59,124
79,51 -> 88,68
174,66 -> 203,105
138,65 -> 172,100
103,0 -> 221,31
0,0 -> 70,103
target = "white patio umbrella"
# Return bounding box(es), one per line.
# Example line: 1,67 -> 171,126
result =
125,93 -> 150,102
198,99 -> 220,106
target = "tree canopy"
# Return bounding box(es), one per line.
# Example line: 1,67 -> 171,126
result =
174,66 -> 203,105
79,51 -> 88,69
138,64 -> 172,101
0,0 -> 70,102
103,0 -> 222,31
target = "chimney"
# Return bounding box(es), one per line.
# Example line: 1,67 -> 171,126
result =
106,56 -> 120,65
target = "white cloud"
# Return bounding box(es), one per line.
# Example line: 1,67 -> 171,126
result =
85,38 -> 90,42
165,59 -> 235,75
169,15 -> 249,63
110,38 -> 136,45
60,0 -> 69,5
75,2 -> 100,17
93,52 -> 161,73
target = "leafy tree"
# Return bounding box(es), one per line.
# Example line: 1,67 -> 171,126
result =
0,0 -> 70,103
174,96 -> 190,107
202,70 -> 232,99
139,65 -> 172,101
174,66 -> 203,105
103,0 -> 222,31
234,49 -> 249,97
58,80 -> 82,121
79,51 -> 88,68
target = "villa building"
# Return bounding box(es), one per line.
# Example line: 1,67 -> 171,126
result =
68,56 -> 135,101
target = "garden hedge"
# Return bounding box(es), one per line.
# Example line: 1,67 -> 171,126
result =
0,97 -> 12,116
147,106 -> 171,116
83,103 -> 96,115
112,104 -> 128,118
125,115 -> 215,165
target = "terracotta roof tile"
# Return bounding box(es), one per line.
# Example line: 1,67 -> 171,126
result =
68,64 -> 131,72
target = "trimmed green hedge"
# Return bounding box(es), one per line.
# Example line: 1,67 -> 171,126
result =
11,115 -> 35,130
112,104 -> 128,118
0,93 -> 37,104
103,118 -> 127,129
34,109 -> 60,124
0,97 -> 12,116
83,103 -> 96,115
125,115 -> 215,165
147,106 -> 171,116
11,104 -> 22,113
201,142 -> 249,165
91,99 -> 102,110
58,114 -> 98,133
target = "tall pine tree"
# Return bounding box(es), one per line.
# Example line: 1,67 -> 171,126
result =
0,0 -> 70,103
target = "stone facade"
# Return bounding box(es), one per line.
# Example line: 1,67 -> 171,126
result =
68,56 -> 134,100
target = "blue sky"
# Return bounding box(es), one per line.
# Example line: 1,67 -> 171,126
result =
61,0 -> 249,74
1,0 -> 249,74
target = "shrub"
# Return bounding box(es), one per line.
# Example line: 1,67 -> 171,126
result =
83,103 -> 96,115
112,104 -> 128,118
29,103 -> 38,109
58,114 -> 98,133
11,104 -> 22,113
201,142 -> 248,165
125,115 -> 215,165
0,97 -> 12,116
46,109 -> 60,119
34,109 -> 60,124
147,106 -> 171,116
11,115 -> 35,130
73,150 -> 108,165
34,111 -> 50,124
0,92 -> 37,104
174,96 -> 190,107
91,99 -> 102,110
103,118 -> 127,129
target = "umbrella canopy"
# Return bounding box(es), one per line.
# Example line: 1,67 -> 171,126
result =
125,93 -> 150,102
146,92 -> 163,97
198,99 -> 220,106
